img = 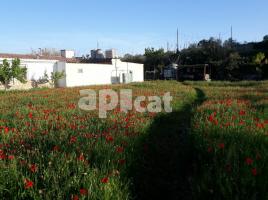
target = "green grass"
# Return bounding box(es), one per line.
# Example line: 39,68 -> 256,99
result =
0,81 -> 267,199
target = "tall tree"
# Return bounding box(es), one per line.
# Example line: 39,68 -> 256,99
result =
144,48 -> 167,71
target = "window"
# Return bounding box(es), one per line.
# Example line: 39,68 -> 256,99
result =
78,68 -> 83,73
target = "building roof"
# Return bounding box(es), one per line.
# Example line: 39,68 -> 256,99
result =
0,53 -> 79,63
80,58 -> 112,64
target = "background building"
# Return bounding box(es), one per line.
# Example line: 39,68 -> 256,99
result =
60,50 -> 75,59
0,50 -> 144,90
91,49 -> 105,59
105,49 -> 117,59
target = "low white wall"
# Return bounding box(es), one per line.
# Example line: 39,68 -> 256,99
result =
0,58 -> 57,81
0,79 -> 52,90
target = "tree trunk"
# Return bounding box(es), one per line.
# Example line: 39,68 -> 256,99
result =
4,81 -> 8,91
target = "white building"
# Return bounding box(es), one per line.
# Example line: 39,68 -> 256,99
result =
0,52 -> 144,89
91,49 -> 105,59
60,50 -> 75,59
105,49 -> 117,59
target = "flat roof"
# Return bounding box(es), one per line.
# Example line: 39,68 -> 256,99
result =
0,53 -> 78,63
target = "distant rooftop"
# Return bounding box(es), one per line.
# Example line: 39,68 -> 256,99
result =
0,53 -> 113,64
0,53 -> 79,63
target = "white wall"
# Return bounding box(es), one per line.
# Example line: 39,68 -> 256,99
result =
0,58 -> 57,81
0,57 -> 144,88
112,59 -> 144,82
64,59 -> 144,87
65,63 -> 115,87
55,61 -> 67,87
23,60 -> 57,81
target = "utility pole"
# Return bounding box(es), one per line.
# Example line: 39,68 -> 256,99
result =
176,28 -> 179,54
167,42 -> 169,52
230,26 -> 233,49
231,26 -> 233,41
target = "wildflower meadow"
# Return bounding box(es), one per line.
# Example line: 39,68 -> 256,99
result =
0,81 -> 267,199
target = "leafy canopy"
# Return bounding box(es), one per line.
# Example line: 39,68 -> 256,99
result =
0,58 -> 27,89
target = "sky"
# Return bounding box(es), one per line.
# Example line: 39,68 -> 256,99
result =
0,0 -> 267,56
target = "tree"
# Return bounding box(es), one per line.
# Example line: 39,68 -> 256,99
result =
122,54 -> 145,64
253,52 -> 266,64
224,52 -> 241,80
31,48 -> 60,57
253,52 -> 266,77
263,35 -> 268,42
50,71 -> 65,88
0,59 -> 27,90
144,48 -> 167,71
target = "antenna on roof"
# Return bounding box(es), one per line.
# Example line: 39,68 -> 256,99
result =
97,41 -> 99,50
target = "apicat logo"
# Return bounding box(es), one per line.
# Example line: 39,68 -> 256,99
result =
78,89 -> 173,118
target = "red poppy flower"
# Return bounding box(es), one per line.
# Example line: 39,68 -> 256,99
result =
232,115 -> 237,121
20,159 -> 27,166
72,195 -> 79,200
207,147 -> 213,153
68,103 -> 76,110
213,119 -> 219,125
251,168 -> 257,176
256,123 -> 264,129
239,110 -> 246,116
0,150 -> 6,160
245,157 -> 253,165
30,164 -> 37,173
239,120 -> 245,125
8,155 -> 15,160
254,118 -> 260,122
24,179 -> 34,189
218,143 -> 225,149
116,146 -> 124,153
106,136 -> 114,143
4,127 -> 9,134
70,136 -> 77,144
78,153 -> 85,162
118,159 -> 126,165
208,115 -> 214,122
28,112 -> 33,119
101,177 -> 109,183
79,188 -> 88,196
52,145 -> 60,151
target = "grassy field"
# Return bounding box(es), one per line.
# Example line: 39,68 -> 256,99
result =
0,81 -> 267,200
